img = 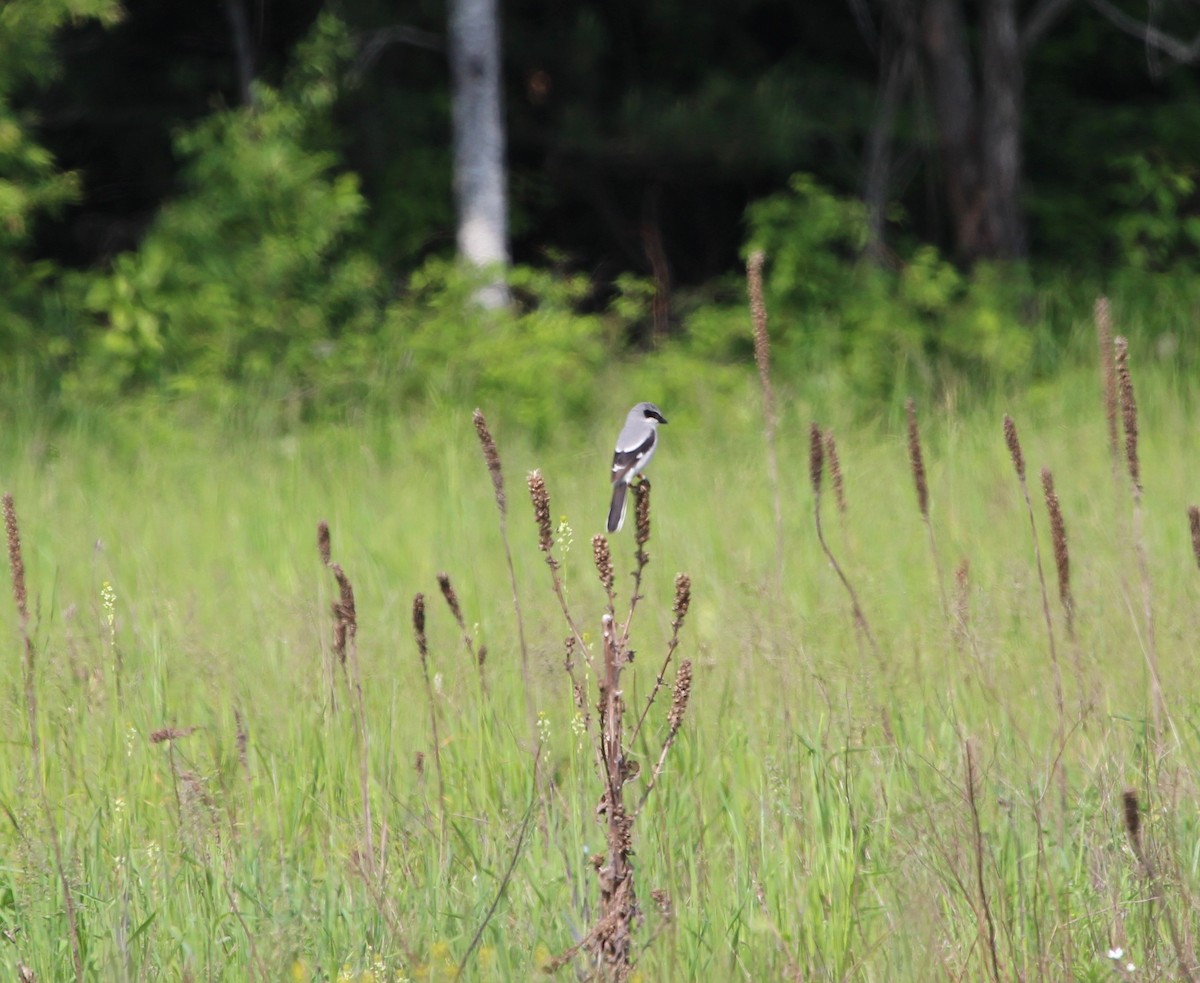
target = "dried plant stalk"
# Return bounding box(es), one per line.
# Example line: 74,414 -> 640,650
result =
1122,789 -> 1197,983
811,423 -> 881,662
747,250 -> 784,583
1189,506 -> 1200,570
824,428 -> 847,515
317,522 -> 374,875
473,410 -> 534,742
631,572 -> 692,747
1002,417 -> 1067,812
907,400 -> 949,618
1114,337 -> 1140,494
4,494 -> 84,982
414,593 -> 447,846
437,572 -> 486,688
1096,297 -> 1119,462
1040,468 -> 1074,633
593,533 -> 615,611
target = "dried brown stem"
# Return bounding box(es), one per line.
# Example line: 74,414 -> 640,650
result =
748,250 -> 784,583
413,593 -> 446,847
908,400 -> 949,618
437,572 -> 486,690
1189,506 -> 1200,570
811,424 -> 881,663
630,572 -> 691,748
4,494 -> 84,982
473,410 -> 535,745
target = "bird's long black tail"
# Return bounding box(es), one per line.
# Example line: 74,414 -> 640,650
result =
607,483 -> 628,534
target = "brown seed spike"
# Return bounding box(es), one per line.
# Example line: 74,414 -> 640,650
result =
3,494 -> 28,622
437,572 -> 465,628
1122,788 -> 1141,840
1041,468 -> 1073,621
473,409 -> 506,516
668,659 -> 693,734
672,572 -> 691,629
824,428 -> 847,514
747,251 -> 772,399
527,470 -> 553,554
1189,506 -> 1200,570
808,422 -> 824,496
1114,337 -> 1141,493
905,400 -> 929,518
634,478 -> 652,548
412,593 -> 428,663
1003,415 -> 1025,483
317,521 -> 332,567
592,534 -> 614,592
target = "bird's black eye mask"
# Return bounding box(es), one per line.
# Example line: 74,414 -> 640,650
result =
644,408 -> 668,424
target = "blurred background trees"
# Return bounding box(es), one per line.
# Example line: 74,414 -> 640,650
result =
4,0 -> 1200,427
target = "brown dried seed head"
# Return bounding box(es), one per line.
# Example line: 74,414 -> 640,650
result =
1122,788 -> 1141,839
1189,505 -> 1200,570
592,534 -> 614,591
3,494 -> 28,621
668,659 -> 693,733
1041,468 -> 1073,614
906,400 -> 929,517
414,750 -> 425,776
747,251 -> 771,382
412,593 -> 428,661
634,478 -> 652,548
808,422 -> 824,496
1095,297 -> 1119,458
473,408 -> 506,515
437,572 -> 464,627
317,521 -> 332,566
672,572 -> 691,628
527,470 -> 553,553
824,428 -> 846,514
1003,414 -> 1025,483
650,888 -> 673,919
150,725 -> 199,744
1114,337 -> 1141,493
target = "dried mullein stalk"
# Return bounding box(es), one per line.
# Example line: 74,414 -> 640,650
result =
672,573 -> 691,630
1123,788 -> 1141,841
668,659 -> 693,735
413,593 -> 428,664
437,572 -> 464,627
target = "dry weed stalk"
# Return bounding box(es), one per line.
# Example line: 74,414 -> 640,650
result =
436,572 -> 487,691
964,740 -> 1002,983
747,250 -> 784,583
1096,297 -> 1120,463
824,427 -> 847,516
1189,506 -> 1200,570
1041,467 -> 1088,713
539,469 -> 693,979
316,521 -> 375,876
412,593 -> 447,847
810,423 -> 881,662
1114,339 -> 1163,749
906,398 -> 949,618
4,494 -> 84,982
474,409 -> 536,741
1002,417 -> 1068,810
1122,789 -> 1197,982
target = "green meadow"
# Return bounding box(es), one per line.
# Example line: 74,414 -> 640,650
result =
0,348 -> 1198,981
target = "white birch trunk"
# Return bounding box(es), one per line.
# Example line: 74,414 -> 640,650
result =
449,0 -> 510,308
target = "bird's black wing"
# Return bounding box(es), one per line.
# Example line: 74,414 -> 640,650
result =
611,430 -> 656,485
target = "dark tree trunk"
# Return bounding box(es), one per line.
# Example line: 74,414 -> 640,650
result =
981,0 -> 1026,259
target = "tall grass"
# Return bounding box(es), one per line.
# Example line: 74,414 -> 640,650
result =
0,341 -> 1198,979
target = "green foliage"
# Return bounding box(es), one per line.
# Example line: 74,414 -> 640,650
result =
0,0 -> 121,378
1111,152 -> 1200,271
73,15 -> 387,402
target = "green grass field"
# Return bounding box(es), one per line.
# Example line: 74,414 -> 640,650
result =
0,352 -> 1198,981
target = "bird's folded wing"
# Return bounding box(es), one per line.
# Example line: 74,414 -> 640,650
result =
611,430 -> 655,484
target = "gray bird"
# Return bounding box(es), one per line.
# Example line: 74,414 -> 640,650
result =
607,402 -> 668,533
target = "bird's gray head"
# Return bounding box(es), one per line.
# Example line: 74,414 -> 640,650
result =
631,401 -> 668,425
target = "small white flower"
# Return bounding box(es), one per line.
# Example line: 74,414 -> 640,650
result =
1127,964 -> 1136,973
1107,948 -> 1124,960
